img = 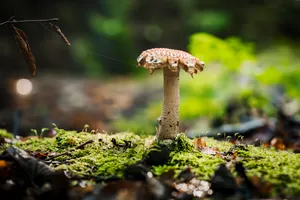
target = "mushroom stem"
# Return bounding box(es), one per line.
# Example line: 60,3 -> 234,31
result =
156,67 -> 180,140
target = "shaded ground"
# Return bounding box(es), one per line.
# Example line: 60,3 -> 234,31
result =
0,128 -> 299,199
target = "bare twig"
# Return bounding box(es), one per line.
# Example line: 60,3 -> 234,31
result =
74,140 -> 94,149
45,140 -> 94,161
0,17 -> 59,26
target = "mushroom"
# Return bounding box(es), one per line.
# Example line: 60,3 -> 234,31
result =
136,48 -> 205,140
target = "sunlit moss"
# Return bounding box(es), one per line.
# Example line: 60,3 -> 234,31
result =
238,145 -> 300,196
152,135 -> 223,179
15,137 -> 57,152
11,129 -> 300,196
15,128 -> 154,177
0,129 -> 14,139
0,130 -> 14,154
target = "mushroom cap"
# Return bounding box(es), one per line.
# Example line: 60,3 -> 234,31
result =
137,48 -> 205,76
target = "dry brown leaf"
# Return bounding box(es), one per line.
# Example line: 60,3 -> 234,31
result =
194,138 -> 223,157
194,137 -> 207,150
232,151 -> 238,160
0,160 -> 11,178
250,175 -> 273,197
230,139 -> 237,145
0,160 -> 8,168
201,147 -> 219,156
48,22 -> 71,46
215,152 -> 221,158
270,137 -> 286,150
12,25 -> 36,76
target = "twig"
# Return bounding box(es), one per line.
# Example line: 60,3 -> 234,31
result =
0,17 -> 59,26
75,139 -> 94,149
45,140 -> 94,161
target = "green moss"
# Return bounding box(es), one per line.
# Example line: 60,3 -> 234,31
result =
15,128 -> 154,177
0,130 -> 14,154
15,137 -> 57,152
238,145 -> 300,196
54,132 -> 151,177
10,129 -> 300,196
152,134 -> 223,179
0,129 -> 14,139
204,138 -> 300,197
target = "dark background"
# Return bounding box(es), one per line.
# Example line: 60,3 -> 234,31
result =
1,1 -> 300,76
1,0 -> 300,135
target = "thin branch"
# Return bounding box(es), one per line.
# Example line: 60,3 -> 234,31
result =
37,21 -> 57,34
0,17 -> 59,26
44,140 -> 94,161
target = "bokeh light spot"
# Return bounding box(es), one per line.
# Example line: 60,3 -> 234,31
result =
16,79 -> 33,95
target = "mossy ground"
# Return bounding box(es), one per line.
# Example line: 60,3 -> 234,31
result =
0,129 -> 14,139
2,128 -> 300,197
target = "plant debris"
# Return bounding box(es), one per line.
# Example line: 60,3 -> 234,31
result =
12,25 -> 36,76
0,16 -> 70,76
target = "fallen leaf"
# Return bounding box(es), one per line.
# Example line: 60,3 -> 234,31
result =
31,151 -> 49,159
201,147 -> 220,156
270,137 -> 286,150
232,151 -> 238,160
12,25 -> 36,76
215,152 -> 221,158
263,143 -> 269,148
250,175 -> 273,197
6,146 -> 54,185
0,160 -> 8,168
194,137 -> 221,157
230,139 -> 237,145
194,137 -> 206,150
0,160 -> 11,179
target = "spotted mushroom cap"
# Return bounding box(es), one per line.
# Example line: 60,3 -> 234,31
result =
137,48 -> 205,77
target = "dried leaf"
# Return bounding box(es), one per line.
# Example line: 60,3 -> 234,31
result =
215,152 -> 221,158
12,25 -> 36,76
232,151 -> 238,160
31,151 -> 49,159
263,143 -> 269,148
194,138 -> 222,157
47,22 -> 71,46
0,160 -> 8,168
250,175 -> 273,197
194,137 -> 206,150
0,160 -> 11,179
6,146 -> 54,184
250,175 -> 261,187
270,137 -> 286,150
201,147 -> 220,156
230,139 -> 237,145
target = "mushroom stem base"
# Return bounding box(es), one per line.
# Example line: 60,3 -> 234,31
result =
156,68 -> 180,140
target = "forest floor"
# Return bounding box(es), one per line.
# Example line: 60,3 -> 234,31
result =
0,128 -> 299,200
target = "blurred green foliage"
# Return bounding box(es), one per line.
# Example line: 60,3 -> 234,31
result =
66,0 -> 300,77
113,33 -> 257,133
189,33 -> 255,70
2,0 -> 300,77
71,0 -> 137,77
255,44 -> 300,100
113,33 -> 300,134
187,10 -> 230,33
